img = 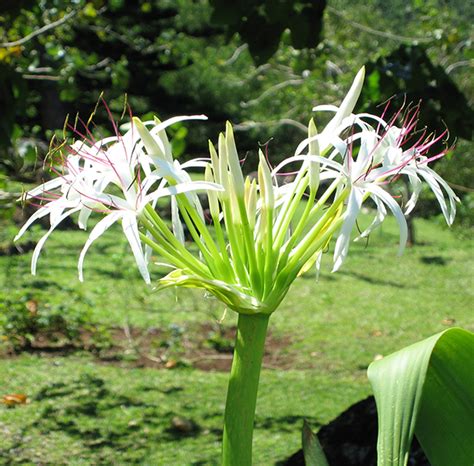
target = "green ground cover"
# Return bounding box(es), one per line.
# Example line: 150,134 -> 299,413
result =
0,214 -> 472,464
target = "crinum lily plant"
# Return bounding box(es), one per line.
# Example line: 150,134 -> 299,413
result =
16,68 -> 458,465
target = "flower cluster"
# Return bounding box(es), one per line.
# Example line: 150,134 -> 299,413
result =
15,112 -> 222,284
16,68 -> 459,314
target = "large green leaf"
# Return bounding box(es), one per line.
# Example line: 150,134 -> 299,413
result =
368,327 -> 474,466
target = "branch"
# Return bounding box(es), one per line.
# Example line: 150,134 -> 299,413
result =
224,43 -> 248,65
233,118 -> 307,133
446,59 -> 474,74
86,24 -> 160,54
240,79 -> 304,108
327,6 -> 431,43
232,63 -> 299,87
22,74 -> 60,81
18,66 -> 54,73
0,10 -> 77,48
84,57 -> 111,71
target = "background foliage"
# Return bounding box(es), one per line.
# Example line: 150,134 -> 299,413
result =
1,0 -> 472,190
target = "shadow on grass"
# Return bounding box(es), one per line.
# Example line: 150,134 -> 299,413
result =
420,255 -> 450,265
1,374 -> 219,464
256,414 -> 322,432
336,271 -> 410,288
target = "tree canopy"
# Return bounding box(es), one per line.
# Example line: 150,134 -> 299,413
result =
0,0 -> 472,204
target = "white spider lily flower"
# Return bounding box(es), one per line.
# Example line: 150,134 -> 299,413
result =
325,110 -> 460,271
16,112 -> 222,284
279,87 -> 459,275
15,121 -> 147,275
17,70 -> 459,316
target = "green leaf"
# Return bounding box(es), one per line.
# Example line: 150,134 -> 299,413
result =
83,3 -> 97,18
368,327 -> 474,466
302,420 -> 329,466
415,329 -> 474,465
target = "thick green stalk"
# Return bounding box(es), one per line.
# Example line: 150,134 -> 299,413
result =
222,313 -> 270,466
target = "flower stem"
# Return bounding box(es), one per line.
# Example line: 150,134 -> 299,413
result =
222,313 -> 270,466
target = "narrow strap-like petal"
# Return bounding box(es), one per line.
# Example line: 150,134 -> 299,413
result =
14,206 -> 51,241
24,178 -> 65,199
354,194 -> 387,241
122,214 -> 150,284
31,206 -> 82,275
78,211 -> 123,281
366,184 -> 408,256
333,188 -> 364,272
419,166 -> 459,225
171,196 -> 185,245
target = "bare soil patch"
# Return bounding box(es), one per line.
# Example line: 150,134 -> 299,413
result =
3,323 -> 295,372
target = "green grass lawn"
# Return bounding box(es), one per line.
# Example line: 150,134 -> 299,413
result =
0,213 -> 472,464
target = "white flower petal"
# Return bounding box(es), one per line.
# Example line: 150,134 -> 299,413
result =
295,132 -> 347,158
355,112 -> 390,129
171,197 -> 185,245
366,184 -> 408,256
314,250 -> 323,281
48,203 -> 68,226
78,206 -> 93,230
14,207 -> 51,241
133,117 -> 168,162
24,178 -> 65,199
144,231 -> 154,264
90,136 -> 119,150
352,130 -> 378,178
31,207 -> 82,275
181,158 -> 211,167
418,166 -> 459,225
148,159 -> 184,182
354,195 -> 387,240
135,115 -> 207,165
78,211 -> 123,281
404,172 -> 422,216
272,154 -> 345,177
122,215 -> 150,284
148,114 -> 208,134
325,67 -> 365,135
333,188 -> 364,272
312,104 -> 339,112
139,172 -> 165,198
91,192 -> 130,211
144,181 -> 223,205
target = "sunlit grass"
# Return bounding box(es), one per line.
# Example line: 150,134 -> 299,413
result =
1,213 -> 472,464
